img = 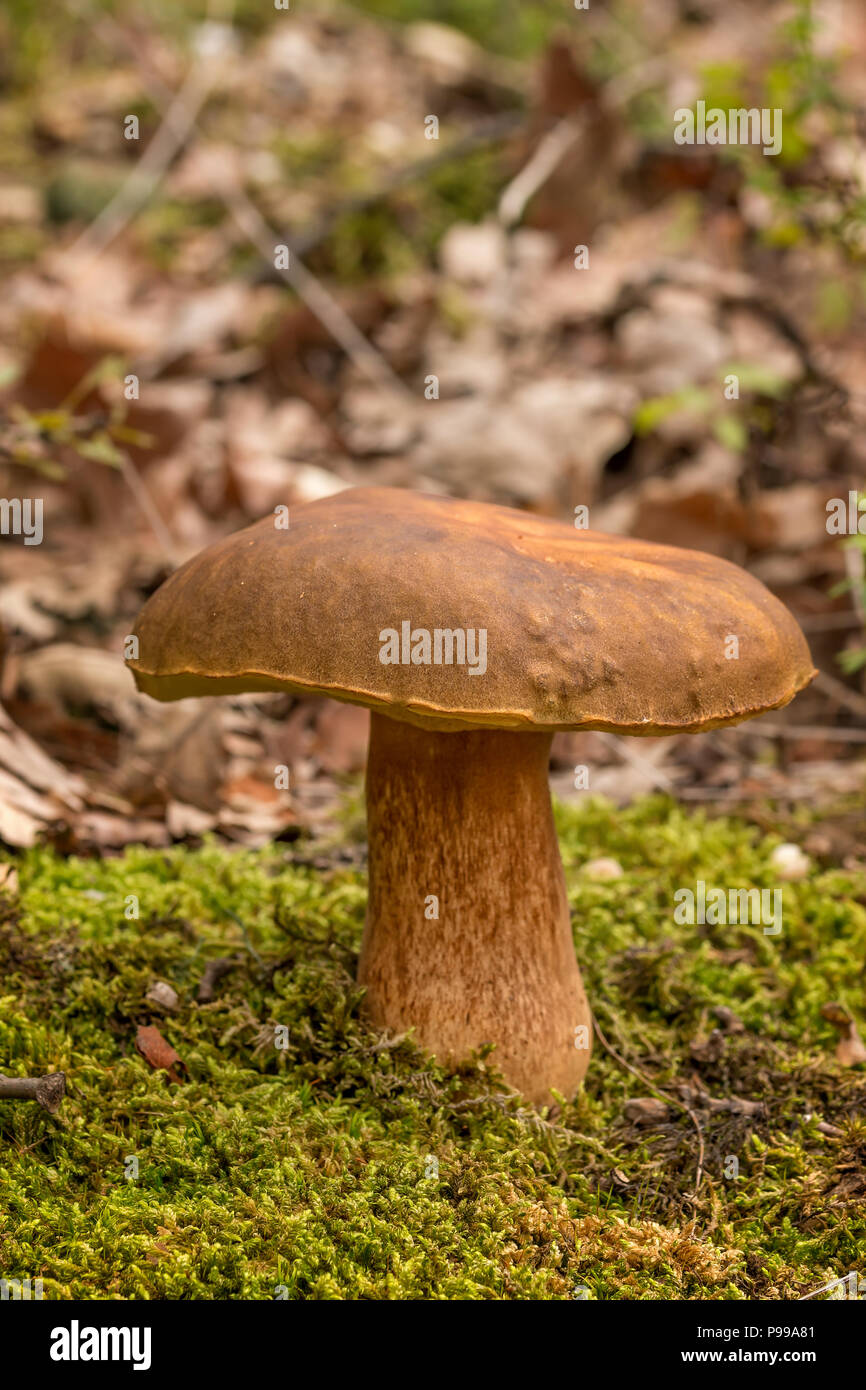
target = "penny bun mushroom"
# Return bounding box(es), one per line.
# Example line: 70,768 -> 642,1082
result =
129,487 -> 815,1104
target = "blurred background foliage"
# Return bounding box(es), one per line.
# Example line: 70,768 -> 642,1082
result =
0,0 -> 864,842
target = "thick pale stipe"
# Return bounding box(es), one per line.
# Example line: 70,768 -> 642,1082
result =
359,712 -> 591,1104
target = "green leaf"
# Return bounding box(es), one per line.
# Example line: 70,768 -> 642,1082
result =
837,647 -> 866,675
109,424 -> 155,449
722,361 -> 792,398
73,433 -> 125,467
712,414 -> 748,452
633,387 -> 711,436
827,579 -> 852,600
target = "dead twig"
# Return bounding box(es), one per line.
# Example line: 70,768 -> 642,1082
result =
223,184 -> 411,398
595,730 -> 678,794
498,115 -> 586,228
0,1071 -> 66,1113
497,53 -> 672,229
814,669 -> 866,721
196,955 -> 242,1003
728,721 -> 866,742
118,452 -> 179,565
67,0 -> 409,400
67,0 -> 235,264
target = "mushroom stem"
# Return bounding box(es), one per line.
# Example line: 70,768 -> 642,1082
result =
358,712 -> 592,1104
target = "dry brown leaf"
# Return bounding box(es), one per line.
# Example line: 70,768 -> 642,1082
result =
0,701 -> 85,804
836,1031 -> 866,1066
146,981 -> 180,1013
0,699 -> 89,846
820,1002 -> 866,1067
0,784 -> 44,848
135,1025 -> 185,1083
117,702 -> 226,811
165,800 -> 218,839
711,1096 -> 764,1118
623,1098 -> 669,1126
17,644 -> 135,713
75,812 -> 169,850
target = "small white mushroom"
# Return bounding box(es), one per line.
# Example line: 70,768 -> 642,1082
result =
582,856 -> 624,881
770,843 -> 811,881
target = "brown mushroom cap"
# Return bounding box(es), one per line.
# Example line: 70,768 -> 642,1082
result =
129,486 -> 815,733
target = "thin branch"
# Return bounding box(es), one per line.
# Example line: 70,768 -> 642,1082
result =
118,452 -> 179,564
66,0 -> 409,398
728,721 -> 866,743
69,0 -> 523,262
66,0 -> 234,263
814,668 -> 866,721
799,1273 -> 858,1301
0,1072 -> 66,1113
222,184 -> 411,399
594,730 -> 678,794
497,53 -> 672,230
197,955 -> 241,1003
498,115 -> 585,228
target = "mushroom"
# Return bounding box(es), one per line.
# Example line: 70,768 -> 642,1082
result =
129,487 -> 815,1104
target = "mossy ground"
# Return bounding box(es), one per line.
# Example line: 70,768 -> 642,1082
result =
1,795 -> 865,1300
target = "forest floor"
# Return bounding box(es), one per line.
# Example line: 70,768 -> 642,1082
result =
1,0 -> 865,1304
2,792 -> 864,1300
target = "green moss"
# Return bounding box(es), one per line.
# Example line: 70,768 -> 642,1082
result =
307,145 -> 508,283
343,0 -> 558,60
1,796 -> 865,1299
